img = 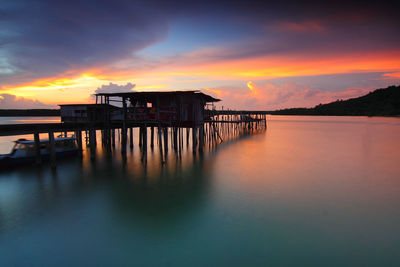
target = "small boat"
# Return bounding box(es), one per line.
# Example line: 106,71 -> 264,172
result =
0,135 -> 79,168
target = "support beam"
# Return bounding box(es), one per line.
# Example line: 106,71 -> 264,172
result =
75,130 -> 83,157
139,127 -> 143,147
163,127 -> 168,153
121,97 -> 127,155
143,124 -> 147,151
111,129 -> 115,148
89,129 -> 96,159
34,132 -> 41,164
48,131 -> 56,167
150,126 -> 154,148
129,127 -> 134,149
192,126 -> 197,152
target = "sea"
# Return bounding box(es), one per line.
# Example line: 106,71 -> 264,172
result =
0,115 -> 399,266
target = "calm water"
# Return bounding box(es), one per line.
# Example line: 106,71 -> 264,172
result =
0,116 -> 400,266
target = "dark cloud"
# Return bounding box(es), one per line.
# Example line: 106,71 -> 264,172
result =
1,0 -> 399,87
1,0 -> 171,85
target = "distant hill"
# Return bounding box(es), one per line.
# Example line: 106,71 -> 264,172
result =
0,109 -> 60,116
270,85 -> 400,116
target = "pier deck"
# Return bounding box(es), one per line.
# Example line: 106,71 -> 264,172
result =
0,110 -> 267,167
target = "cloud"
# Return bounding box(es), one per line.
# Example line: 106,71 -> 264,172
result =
203,82 -> 373,110
95,82 -> 136,94
0,94 -> 55,109
0,0 -> 171,86
1,0 -> 399,98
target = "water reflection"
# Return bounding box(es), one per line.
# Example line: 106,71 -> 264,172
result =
1,116 -> 400,266
0,137 -> 216,235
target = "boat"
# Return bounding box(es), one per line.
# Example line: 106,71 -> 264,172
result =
0,135 -> 79,168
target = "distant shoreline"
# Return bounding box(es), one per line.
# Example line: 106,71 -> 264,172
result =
1,110 -> 399,118
0,109 -> 60,117
1,85 -> 398,117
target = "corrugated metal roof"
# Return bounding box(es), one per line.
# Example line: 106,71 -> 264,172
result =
94,91 -> 220,102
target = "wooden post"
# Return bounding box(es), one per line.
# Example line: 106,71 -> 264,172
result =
173,127 -> 178,152
121,97 -> 127,154
192,126 -> 197,151
150,126 -> 154,148
34,132 -> 41,164
163,127 -> 168,153
111,128 -> 115,148
48,131 -> 56,167
93,129 -> 97,145
143,124 -> 147,151
129,127 -> 134,149
156,96 -> 164,163
89,129 -> 96,159
186,128 -> 190,147
199,125 -> 204,151
139,126 -> 143,147
75,130 -> 83,157
158,126 -> 163,161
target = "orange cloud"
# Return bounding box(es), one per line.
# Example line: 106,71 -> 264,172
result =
204,82 -> 373,110
247,81 -> 258,96
204,88 -> 228,98
383,72 -> 400,78
1,46 -> 399,107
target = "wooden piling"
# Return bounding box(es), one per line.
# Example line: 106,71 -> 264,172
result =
143,124 -> 147,150
163,127 -> 168,153
199,125 -> 204,151
173,127 -> 178,151
186,128 -> 190,147
129,127 -> 134,149
48,131 -> 56,167
89,129 -> 96,159
34,132 -> 41,164
121,97 -> 127,155
111,129 -> 115,148
192,126 -> 197,151
75,130 -> 83,157
150,126 -> 154,148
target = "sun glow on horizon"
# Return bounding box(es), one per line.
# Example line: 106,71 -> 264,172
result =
1,50 -> 399,107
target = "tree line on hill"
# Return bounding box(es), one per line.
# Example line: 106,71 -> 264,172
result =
269,85 -> 400,116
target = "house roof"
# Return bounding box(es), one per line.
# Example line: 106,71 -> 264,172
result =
94,91 -> 220,102
59,104 -> 120,109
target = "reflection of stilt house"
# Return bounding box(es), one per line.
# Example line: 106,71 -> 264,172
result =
94,91 -> 220,127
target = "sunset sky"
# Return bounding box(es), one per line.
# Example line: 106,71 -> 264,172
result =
1,0 -> 399,110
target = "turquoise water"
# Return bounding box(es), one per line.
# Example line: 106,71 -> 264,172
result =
0,116 -> 400,266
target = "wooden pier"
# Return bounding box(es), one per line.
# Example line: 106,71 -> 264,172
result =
0,91 -> 267,167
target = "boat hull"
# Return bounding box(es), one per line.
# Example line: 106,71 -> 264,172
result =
0,149 -> 79,169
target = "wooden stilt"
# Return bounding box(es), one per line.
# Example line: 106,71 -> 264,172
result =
111,129 -> 115,148
48,131 -> 56,167
139,126 -> 143,147
89,129 -> 96,159
186,128 -> 190,147
129,127 -> 134,149
143,124 -> 147,151
192,126 -> 197,151
150,126 -> 154,148
75,130 -> 83,157
34,132 -> 41,164
163,127 -> 168,153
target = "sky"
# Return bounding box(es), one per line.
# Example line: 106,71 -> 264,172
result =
0,0 -> 399,110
